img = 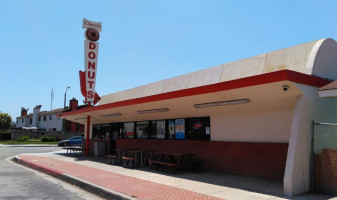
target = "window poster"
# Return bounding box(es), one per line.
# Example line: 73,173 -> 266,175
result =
175,119 -> 185,139
156,120 -> 165,139
168,120 -> 175,135
124,122 -> 134,138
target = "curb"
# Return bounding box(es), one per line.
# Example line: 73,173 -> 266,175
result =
14,155 -> 134,200
0,144 -> 59,147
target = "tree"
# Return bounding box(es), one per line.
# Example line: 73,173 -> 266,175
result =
0,113 -> 12,131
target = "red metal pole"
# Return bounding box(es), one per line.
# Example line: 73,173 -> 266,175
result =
86,114 -> 90,156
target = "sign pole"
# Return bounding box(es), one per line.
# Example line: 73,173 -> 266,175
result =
81,19 -> 102,156
86,113 -> 90,156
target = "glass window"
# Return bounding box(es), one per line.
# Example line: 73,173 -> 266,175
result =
187,117 -> 210,140
101,124 -> 111,139
30,118 -> 32,124
136,121 -> 150,139
93,125 -> 102,139
123,122 -> 135,139
111,123 -> 121,139
43,116 -> 47,121
155,120 -> 165,139
110,117 -> 210,141
49,115 -> 52,120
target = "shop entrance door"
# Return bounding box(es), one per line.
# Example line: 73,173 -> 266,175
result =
111,123 -> 121,152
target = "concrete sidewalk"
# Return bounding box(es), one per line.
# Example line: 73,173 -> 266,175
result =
14,150 -> 336,200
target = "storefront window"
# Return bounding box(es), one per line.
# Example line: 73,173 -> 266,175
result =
168,120 -> 175,139
156,120 -> 165,139
123,122 -> 135,138
95,117 -> 210,141
101,124 -> 111,139
175,119 -> 185,139
136,121 -> 150,139
187,117 -> 210,140
150,120 -> 165,139
93,125 -> 102,139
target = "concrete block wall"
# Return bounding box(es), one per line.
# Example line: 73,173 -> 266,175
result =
11,131 -> 83,141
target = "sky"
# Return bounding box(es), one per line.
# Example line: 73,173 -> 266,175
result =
1,0 -> 337,121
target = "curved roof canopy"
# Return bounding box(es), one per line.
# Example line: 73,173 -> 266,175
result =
100,38 -> 337,105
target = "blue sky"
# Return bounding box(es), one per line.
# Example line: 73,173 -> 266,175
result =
1,0 -> 337,121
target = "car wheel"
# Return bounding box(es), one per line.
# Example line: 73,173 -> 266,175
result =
63,142 -> 69,146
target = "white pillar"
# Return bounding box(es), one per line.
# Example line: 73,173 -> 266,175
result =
284,96 -> 311,195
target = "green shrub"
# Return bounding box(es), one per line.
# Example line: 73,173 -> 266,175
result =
40,136 -> 56,142
17,136 -> 30,142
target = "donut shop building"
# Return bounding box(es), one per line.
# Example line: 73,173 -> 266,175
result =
60,38 -> 337,195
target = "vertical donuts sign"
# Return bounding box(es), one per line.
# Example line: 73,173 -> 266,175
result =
79,18 -> 102,105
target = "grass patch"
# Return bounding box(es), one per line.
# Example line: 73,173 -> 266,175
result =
0,140 -> 58,145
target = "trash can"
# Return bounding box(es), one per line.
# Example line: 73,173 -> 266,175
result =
94,141 -> 105,157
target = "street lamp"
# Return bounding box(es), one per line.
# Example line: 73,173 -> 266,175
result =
64,86 -> 70,111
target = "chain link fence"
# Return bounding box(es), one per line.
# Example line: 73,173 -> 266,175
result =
313,122 -> 337,195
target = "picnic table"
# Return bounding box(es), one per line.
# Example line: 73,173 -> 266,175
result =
122,149 -> 156,167
106,148 -> 156,167
63,144 -> 85,156
148,151 -> 196,173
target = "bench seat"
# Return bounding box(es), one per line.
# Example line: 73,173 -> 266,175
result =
149,159 -> 178,173
149,160 -> 177,167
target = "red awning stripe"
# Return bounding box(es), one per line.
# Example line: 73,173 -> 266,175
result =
59,70 -> 331,117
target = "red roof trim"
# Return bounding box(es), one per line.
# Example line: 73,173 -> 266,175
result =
60,70 -> 331,117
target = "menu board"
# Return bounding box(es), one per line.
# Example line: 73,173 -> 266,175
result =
175,119 -> 185,139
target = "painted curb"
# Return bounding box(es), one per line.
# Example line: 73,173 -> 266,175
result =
14,155 -> 134,200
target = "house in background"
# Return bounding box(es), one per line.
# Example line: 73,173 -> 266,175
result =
16,98 -> 85,132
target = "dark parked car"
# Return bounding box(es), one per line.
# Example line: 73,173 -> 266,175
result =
58,136 -> 83,146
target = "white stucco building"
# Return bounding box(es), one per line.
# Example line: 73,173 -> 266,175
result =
16,105 -> 63,131
60,38 -> 337,196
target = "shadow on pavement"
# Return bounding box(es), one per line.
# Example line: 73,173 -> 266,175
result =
54,152 -> 336,200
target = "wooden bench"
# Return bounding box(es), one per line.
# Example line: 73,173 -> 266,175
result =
148,152 -> 196,173
148,159 -> 178,173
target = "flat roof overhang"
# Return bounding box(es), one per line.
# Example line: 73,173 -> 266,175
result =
59,70 -> 331,125
318,80 -> 337,98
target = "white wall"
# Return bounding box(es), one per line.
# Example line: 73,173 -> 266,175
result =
16,117 -> 26,128
211,110 -> 293,143
309,38 -> 337,80
32,107 -> 40,127
283,84 -> 337,196
38,114 -> 63,131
